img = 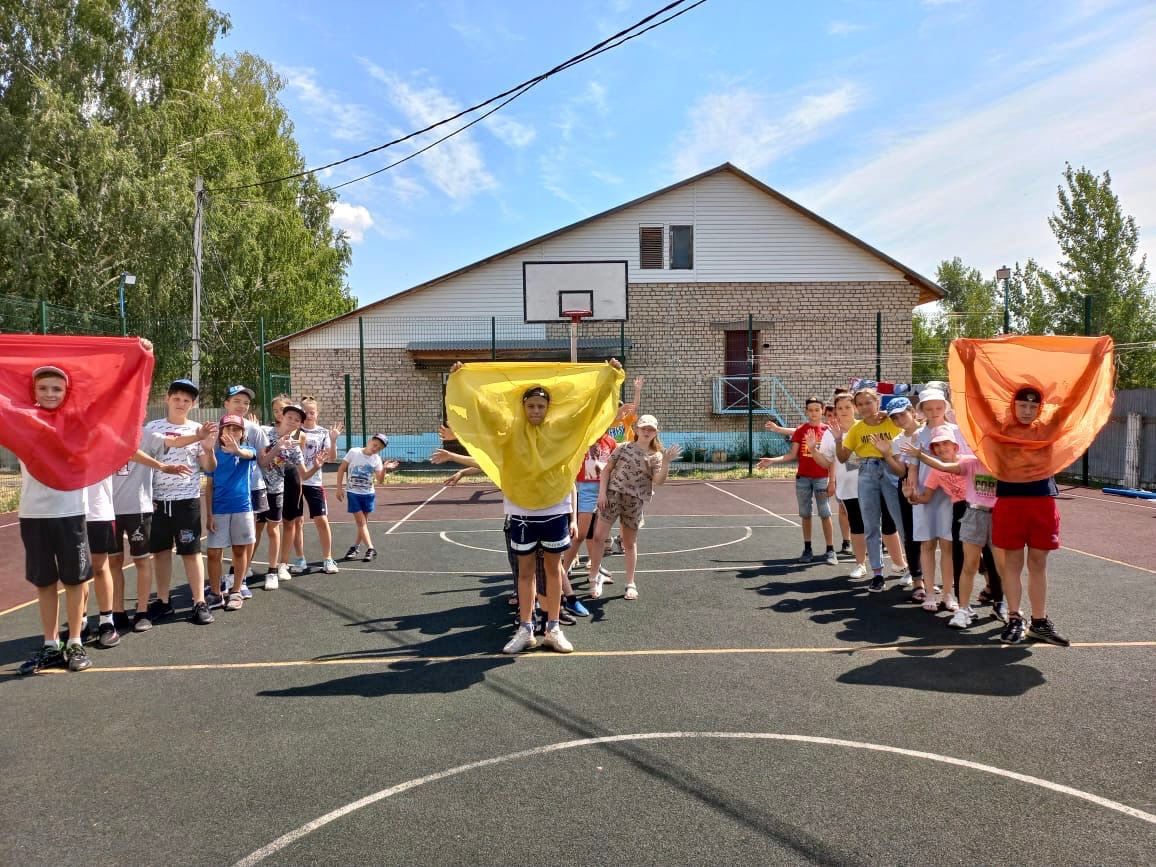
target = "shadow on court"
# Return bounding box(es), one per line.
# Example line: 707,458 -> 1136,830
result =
837,647 -> 1045,696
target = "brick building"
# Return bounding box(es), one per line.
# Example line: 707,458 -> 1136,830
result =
266,163 -> 941,458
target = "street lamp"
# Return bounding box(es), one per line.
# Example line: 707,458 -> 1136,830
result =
119,272 -> 136,335
996,265 -> 1011,334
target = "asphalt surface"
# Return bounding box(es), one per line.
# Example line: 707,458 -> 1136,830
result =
1,480 -> 1153,866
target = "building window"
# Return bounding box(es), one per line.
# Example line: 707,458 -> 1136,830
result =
639,226 -> 664,269
670,225 -> 693,269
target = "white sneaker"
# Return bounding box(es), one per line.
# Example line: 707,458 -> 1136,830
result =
942,593 -> 959,612
289,557 -> 309,575
502,625 -> 539,654
897,571 -> 915,590
849,563 -> 867,579
263,571 -> 279,591
277,563 -> 292,583
322,558 -> 339,574
948,607 -> 974,629
541,625 -> 573,653
825,549 -> 838,566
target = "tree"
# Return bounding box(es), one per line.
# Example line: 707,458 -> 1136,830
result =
1046,164 -> 1156,387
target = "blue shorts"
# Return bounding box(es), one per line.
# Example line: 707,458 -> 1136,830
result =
576,481 -> 599,513
507,513 -> 571,554
346,491 -> 376,514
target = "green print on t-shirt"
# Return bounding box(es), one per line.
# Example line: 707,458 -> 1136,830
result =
974,473 -> 997,498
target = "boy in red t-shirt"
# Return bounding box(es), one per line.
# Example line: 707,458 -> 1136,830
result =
758,396 -> 834,562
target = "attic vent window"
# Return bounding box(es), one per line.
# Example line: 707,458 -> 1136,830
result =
639,226 -> 664,269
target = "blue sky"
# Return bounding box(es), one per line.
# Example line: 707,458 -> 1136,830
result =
214,0 -> 1156,307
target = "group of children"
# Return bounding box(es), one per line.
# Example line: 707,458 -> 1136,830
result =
17,372 -> 397,676
762,381 -> 1068,646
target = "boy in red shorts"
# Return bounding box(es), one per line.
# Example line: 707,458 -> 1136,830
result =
991,386 -> 1066,646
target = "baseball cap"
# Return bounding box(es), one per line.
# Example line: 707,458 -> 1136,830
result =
886,397 -> 913,416
929,425 -> 956,444
637,414 -> 659,430
225,384 -> 255,400
371,433 -> 389,447
219,414 -> 246,430
32,365 -> 69,385
281,403 -> 306,420
1014,386 -> 1042,403
168,378 -> 199,397
521,385 -> 550,402
917,388 -> 948,407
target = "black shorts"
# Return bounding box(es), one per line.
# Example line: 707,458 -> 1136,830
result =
283,470 -> 304,521
150,498 -> 202,556
507,513 -> 571,554
20,516 -> 93,588
257,491 -> 284,523
841,496 -> 897,537
114,513 -> 153,559
302,485 -> 327,518
250,488 -> 269,516
87,519 -> 119,555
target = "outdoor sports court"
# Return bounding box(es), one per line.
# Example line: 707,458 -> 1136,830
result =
1,477 -> 1154,865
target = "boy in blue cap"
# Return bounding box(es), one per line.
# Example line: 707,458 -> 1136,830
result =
335,433 -> 399,562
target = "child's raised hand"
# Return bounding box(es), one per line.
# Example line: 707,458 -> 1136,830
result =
439,423 -> 455,441
220,431 -> 240,453
246,412 -> 259,424
330,422 -> 344,437
663,444 -> 683,463
614,403 -> 636,423
756,456 -> 774,470
278,433 -> 296,451
803,429 -> 818,450
197,421 -> 218,439
160,464 -> 192,477
449,361 -> 464,374
430,448 -> 456,465
607,358 -> 622,370
139,338 -> 154,353
633,375 -> 644,390
384,459 -> 400,472
869,434 -> 892,455
900,442 -> 922,459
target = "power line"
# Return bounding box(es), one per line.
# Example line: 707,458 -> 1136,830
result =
208,0 -> 707,194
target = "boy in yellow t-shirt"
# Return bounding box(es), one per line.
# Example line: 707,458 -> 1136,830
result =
836,387 -> 905,592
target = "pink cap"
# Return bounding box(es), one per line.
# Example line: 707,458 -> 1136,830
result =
220,414 -> 246,430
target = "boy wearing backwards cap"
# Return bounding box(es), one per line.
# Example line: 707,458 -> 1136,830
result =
145,379 -> 218,626
990,386 -> 1067,646
335,433 -> 400,561
204,415 -> 258,611
258,399 -> 308,589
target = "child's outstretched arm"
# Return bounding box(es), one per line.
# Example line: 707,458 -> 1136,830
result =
334,459 -> 350,501
901,443 -> 963,474
654,444 -> 681,486
757,443 -> 800,469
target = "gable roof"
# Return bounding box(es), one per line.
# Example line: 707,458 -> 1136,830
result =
267,162 -> 943,352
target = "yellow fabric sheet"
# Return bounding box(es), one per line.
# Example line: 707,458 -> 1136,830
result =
445,362 -> 626,510
948,335 -> 1115,482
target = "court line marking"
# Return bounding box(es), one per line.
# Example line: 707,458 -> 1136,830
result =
438,527 -> 754,557
393,524 -> 779,534
235,730 -> 1156,865
0,520 -> 18,530
1059,546 -> 1156,576
705,483 -> 800,527
1060,490 -> 1156,510
21,640 -> 1155,675
383,486 -> 447,535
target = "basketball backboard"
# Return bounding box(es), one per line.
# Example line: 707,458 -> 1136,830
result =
522,260 -> 628,323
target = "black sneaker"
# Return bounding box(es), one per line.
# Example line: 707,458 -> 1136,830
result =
18,643 -> 64,676
112,611 -> 132,632
1028,618 -> 1070,647
1001,615 -> 1026,644
189,601 -> 214,625
868,575 -> 886,593
65,643 -> 92,672
133,612 -> 153,632
97,623 -> 120,648
557,609 -> 577,626
363,547 -> 377,562
147,598 -> 175,621
840,541 -> 852,556
343,545 -> 361,561
798,548 -> 814,563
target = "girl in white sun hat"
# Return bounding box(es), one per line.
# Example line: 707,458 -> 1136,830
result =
586,414 -> 681,601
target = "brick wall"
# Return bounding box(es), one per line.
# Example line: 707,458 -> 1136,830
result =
289,280 -> 919,436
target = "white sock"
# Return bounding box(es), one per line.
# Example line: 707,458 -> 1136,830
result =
99,613 -> 114,626
66,637 -> 82,648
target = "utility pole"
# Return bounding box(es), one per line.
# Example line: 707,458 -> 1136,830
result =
192,177 -> 204,386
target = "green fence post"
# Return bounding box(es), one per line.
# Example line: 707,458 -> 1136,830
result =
258,316 -> 269,422
358,316 -> 368,443
343,374 -> 353,451
747,313 -> 754,477
39,301 -> 48,334
1082,295 -> 1092,486
490,316 -> 497,360
875,311 -> 883,381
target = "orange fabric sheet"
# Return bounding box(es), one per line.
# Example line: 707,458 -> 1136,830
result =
947,335 -> 1115,483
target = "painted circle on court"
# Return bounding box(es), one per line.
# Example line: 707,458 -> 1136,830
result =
438,526 -> 753,556
235,731 -> 1156,865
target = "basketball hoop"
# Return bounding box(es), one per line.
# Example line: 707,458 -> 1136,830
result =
561,308 -> 591,363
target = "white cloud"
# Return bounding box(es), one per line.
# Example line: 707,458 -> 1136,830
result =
794,13 -> 1156,282
827,20 -> 866,36
671,83 -> 861,177
484,113 -> 537,148
390,172 -> 427,204
279,66 -> 374,142
328,202 -> 374,243
361,63 -> 497,203
578,81 -> 610,115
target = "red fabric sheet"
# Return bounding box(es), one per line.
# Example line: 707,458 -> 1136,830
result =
948,335 -> 1115,482
0,335 -> 155,490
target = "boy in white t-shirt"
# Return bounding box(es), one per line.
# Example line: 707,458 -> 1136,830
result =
335,434 -> 399,562
17,367 -> 94,675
